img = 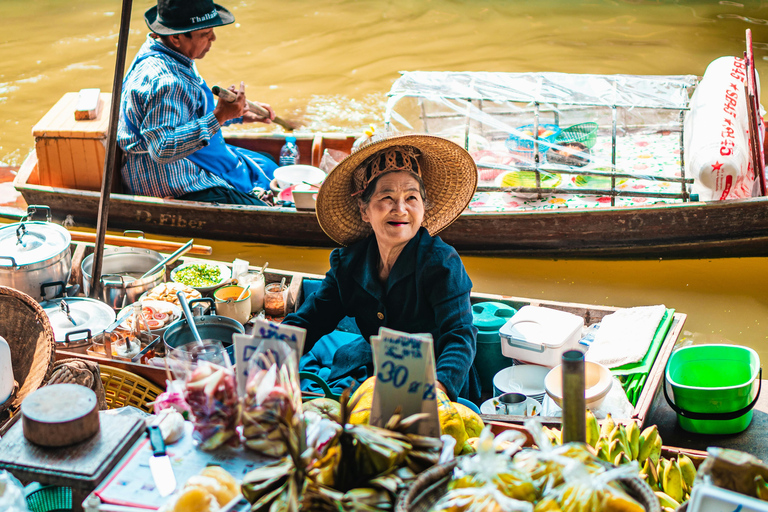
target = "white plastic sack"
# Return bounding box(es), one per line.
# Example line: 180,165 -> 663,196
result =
0,470 -> 30,512
684,56 -> 760,200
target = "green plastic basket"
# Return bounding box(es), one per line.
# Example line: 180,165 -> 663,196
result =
25,485 -> 72,512
556,122 -> 598,148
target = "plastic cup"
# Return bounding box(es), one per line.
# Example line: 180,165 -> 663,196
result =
237,271 -> 265,313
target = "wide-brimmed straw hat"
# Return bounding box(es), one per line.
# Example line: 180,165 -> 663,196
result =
316,134 -> 478,246
145,0 -> 235,36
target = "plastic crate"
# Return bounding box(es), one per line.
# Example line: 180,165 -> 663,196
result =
505,123 -> 562,158
100,366 -> 163,414
556,122 -> 598,148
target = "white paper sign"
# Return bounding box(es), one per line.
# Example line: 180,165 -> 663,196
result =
232,317 -> 305,396
370,327 -> 441,438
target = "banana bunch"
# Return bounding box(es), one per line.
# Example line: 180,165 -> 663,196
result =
541,412 -> 698,511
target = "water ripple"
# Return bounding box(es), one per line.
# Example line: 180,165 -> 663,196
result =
716,13 -> 768,25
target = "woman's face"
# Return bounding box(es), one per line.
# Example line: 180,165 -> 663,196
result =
359,171 -> 425,248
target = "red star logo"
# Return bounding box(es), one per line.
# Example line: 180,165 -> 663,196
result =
712,161 -> 724,171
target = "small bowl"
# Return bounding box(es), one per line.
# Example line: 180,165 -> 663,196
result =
118,300 -> 181,335
492,364 -> 550,397
273,165 -> 326,189
544,361 -> 612,409
171,261 -> 231,293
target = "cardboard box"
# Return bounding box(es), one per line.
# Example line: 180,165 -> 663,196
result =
32,92 -> 111,191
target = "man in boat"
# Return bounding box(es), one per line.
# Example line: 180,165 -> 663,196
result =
117,0 -> 277,205
282,134 -> 482,403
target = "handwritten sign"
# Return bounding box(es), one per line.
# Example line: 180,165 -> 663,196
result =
370,327 -> 440,438
232,317 -> 305,396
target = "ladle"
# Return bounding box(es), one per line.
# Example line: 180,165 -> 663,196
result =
176,291 -> 203,346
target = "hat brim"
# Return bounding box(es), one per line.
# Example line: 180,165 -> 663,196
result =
145,4 -> 235,36
316,134 -> 478,246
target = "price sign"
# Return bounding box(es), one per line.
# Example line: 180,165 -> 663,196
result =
370,327 -> 440,438
232,317 -> 306,395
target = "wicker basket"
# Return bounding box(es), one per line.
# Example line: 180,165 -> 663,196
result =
395,458 -> 661,512
0,286 -> 56,421
556,122 -> 599,149
100,365 -> 163,414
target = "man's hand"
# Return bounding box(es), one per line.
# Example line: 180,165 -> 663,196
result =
213,81 -> 246,125
243,102 -> 275,124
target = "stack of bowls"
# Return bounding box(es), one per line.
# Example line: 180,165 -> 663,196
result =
492,364 -> 550,404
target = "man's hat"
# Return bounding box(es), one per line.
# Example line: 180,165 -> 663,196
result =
316,134 -> 478,246
145,0 -> 235,36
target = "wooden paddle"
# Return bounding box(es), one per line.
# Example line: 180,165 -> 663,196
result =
211,86 -> 300,131
67,230 -> 212,255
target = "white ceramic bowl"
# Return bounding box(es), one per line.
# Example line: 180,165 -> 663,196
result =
544,361 -> 612,409
274,165 -> 326,189
492,364 -> 550,397
170,261 -> 231,293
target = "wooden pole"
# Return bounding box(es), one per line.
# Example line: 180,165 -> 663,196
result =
746,29 -> 766,196
90,0 -> 134,298
67,230 -> 213,255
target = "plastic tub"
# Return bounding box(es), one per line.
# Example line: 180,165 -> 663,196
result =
499,306 -> 584,367
471,302 -> 517,393
664,344 -> 761,434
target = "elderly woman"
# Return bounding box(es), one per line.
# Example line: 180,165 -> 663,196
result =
282,134 -> 480,402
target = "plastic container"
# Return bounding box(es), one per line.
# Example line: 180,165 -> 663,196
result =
279,135 -> 300,167
471,301 -> 517,393
664,344 -> 761,435
499,305 -> 584,367
0,335 -> 13,405
688,482 -> 768,512
505,123 -> 562,162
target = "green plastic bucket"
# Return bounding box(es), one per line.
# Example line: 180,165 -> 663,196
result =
664,344 -> 761,435
472,302 -> 517,393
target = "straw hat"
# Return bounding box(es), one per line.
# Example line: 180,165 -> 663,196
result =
316,134 -> 478,246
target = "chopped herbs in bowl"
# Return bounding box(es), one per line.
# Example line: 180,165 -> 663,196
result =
171,262 -> 231,292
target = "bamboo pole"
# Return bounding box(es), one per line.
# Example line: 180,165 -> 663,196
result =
89,0 -> 133,298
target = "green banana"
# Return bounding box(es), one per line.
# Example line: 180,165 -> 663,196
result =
755,474 -> 768,501
677,453 -> 697,492
585,409 -> 599,448
608,438 -> 623,464
638,425 -> 659,464
596,437 -> 610,462
662,458 -> 684,504
655,491 -> 681,510
614,451 -> 632,466
600,413 -> 616,440
627,421 -> 640,461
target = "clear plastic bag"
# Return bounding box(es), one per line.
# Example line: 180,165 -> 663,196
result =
241,337 -> 302,458
545,461 -> 645,512
169,340 -> 240,450
0,471 -> 29,512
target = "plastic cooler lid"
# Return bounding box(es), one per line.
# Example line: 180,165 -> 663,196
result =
499,305 -> 584,349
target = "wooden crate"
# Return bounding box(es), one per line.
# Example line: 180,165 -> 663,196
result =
32,92 -> 111,191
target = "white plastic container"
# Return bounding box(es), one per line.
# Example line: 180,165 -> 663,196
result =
499,305 -> 585,367
688,483 -> 768,512
0,335 -> 14,405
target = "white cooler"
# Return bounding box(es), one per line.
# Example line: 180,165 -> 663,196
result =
499,305 -> 585,367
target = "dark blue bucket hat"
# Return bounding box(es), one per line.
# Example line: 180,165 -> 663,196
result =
145,0 -> 235,36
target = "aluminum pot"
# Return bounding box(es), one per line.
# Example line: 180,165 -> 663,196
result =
82,247 -> 166,310
0,206 -> 72,301
162,299 -> 243,363
40,296 -> 117,349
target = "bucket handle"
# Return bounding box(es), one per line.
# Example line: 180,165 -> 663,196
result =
663,368 -> 762,421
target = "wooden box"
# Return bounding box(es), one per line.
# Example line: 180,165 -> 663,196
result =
32,92 -> 111,191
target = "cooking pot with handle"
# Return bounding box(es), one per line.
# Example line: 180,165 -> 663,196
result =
162,298 -> 243,363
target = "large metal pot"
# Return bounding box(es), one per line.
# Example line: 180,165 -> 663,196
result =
40,296 -> 117,349
82,247 -> 166,310
0,207 -> 72,301
163,299 -> 244,362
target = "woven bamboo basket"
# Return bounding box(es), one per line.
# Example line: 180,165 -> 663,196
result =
100,365 -> 163,414
0,286 -> 56,423
395,457 -> 661,512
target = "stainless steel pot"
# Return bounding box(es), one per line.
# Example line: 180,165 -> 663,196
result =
82,247 -> 166,310
0,206 -> 72,301
163,298 -> 243,362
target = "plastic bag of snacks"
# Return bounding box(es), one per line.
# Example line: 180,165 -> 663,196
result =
169,340 -> 240,451
241,337 -> 303,457
542,461 -> 645,512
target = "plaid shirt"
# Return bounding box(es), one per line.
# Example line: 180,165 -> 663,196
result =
118,35 -> 238,197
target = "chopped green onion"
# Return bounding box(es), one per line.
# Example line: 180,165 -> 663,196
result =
175,264 -> 222,288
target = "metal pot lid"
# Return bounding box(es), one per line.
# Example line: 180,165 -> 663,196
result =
0,221 -> 71,267
40,297 -> 116,343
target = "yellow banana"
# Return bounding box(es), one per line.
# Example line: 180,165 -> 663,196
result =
638,425 -> 659,464
655,491 -> 680,510
585,409 -> 599,448
641,458 -> 659,490
615,451 -> 632,466
600,413 -> 616,441
608,438 -> 624,464
662,458 -> 684,504
596,438 -> 611,462
626,421 -> 640,461
677,453 -> 697,492
650,435 -> 663,465
755,474 -> 768,501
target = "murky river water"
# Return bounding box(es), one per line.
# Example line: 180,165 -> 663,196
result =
1,0 -> 767,360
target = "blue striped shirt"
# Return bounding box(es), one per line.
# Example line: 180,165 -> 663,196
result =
118,35 -> 238,197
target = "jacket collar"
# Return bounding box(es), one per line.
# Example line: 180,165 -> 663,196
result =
354,227 -> 427,297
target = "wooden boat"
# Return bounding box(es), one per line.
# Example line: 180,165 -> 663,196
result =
53,242 -> 687,430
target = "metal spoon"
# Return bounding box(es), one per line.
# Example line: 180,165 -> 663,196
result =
176,291 -> 203,346
140,239 -> 194,280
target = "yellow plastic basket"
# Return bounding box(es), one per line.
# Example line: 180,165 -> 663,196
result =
100,366 -> 163,414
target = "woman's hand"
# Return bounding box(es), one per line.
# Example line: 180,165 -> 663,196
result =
435,381 -> 448,396
243,102 -> 275,124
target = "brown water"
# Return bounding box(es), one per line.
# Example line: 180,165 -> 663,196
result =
1,0 -> 767,360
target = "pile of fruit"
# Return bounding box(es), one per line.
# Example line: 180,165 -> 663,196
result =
542,412 -> 698,512
159,466 -> 240,512
183,359 -> 240,451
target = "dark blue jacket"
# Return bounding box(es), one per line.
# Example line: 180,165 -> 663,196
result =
283,227 -> 480,402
